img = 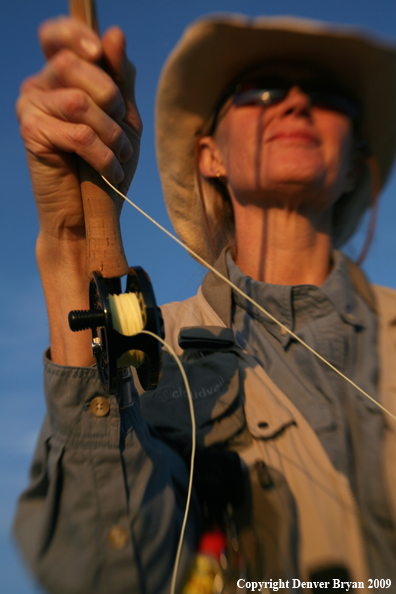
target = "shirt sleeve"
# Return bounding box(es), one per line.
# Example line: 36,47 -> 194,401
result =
13,350 -> 200,594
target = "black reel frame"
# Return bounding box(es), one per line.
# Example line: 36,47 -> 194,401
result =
69,266 -> 164,394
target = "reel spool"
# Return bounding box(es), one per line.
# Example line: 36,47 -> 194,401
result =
68,267 -> 164,394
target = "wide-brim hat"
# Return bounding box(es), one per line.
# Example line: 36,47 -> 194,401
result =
155,15 -> 396,265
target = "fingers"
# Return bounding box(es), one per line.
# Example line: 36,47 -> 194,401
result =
18,86 -> 134,184
37,20 -> 142,135
39,16 -> 102,61
34,47 -> 126,120
19,101 -> 126,185
19,17 -> 141,189
34,87 -> 131,159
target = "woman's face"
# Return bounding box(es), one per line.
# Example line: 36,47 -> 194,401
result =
199,67 -> 358,216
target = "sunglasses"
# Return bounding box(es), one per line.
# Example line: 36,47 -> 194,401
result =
209,75 -> 360,133
232,85 -> 360,121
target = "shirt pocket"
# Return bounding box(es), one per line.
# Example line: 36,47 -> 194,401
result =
140,327 -> 245,452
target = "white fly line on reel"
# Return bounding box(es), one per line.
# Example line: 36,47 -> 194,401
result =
108,291 -> 146,368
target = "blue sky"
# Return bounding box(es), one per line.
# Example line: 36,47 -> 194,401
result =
1,1 -> 396,592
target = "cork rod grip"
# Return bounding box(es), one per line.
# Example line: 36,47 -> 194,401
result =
69,0 -> 129,278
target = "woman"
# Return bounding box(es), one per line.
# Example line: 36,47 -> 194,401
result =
15,12 -> 396,593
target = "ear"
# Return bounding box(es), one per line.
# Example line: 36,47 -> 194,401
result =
197,136 -> 227,179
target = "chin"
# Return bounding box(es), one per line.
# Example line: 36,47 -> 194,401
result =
262,144 -> 327,182
257,171 -> 336,209
261,162 -> 328,194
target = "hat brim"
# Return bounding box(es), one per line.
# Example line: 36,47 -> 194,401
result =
155,14 -> 396,264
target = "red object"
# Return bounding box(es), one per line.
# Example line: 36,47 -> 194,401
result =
198,528 -> 227,560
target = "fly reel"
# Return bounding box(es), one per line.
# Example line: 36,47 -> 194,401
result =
68,267 -> 163,394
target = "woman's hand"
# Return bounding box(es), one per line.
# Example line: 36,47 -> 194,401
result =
16,17 -> 142,365
17,17 -> 142,241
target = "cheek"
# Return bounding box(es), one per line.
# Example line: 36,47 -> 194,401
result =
260,143 -> 326,184
215,113 -> 265,188
318,119 -> 354,192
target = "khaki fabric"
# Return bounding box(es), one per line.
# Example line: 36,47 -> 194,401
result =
374,286 -> 396,532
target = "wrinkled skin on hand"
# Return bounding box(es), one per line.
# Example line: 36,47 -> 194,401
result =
16,17 -> 142,241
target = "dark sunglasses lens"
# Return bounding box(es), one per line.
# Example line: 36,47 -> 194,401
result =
310,92 -> 359,119
232,86 -> 359,120
232,88 -> 288,107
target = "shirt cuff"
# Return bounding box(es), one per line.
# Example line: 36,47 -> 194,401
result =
43,348 -> 139,448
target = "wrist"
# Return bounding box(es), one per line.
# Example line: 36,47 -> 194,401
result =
36,231 -> 87,275
36,232 -> 95,366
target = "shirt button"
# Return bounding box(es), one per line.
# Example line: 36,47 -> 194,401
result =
280,326 -> 288,336
90,397 -> 110,417
107,525 -> 129,550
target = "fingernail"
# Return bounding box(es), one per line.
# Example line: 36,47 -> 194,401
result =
120,141 -> 133,162
80,37 -> 101,58
115,164 -> 124,184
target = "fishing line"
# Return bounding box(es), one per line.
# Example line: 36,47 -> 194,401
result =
101,174 -> 396,424
141,330 -> 196,594
108,292 -> 196,594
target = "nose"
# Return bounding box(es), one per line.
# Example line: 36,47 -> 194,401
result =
280,85 -> 312,118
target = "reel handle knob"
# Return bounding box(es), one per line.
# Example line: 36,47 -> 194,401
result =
68,309 -> 106,332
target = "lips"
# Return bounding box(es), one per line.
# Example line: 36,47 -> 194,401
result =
267,129 -> 320,145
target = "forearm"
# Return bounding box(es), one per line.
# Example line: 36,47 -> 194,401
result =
36,232 -> 94,366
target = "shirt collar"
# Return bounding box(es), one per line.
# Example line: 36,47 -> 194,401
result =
226,249 -> 364,346
226,251 -> 293,346
201,248 -> 365,339
201,247 -> 233,328
319,250 -> 364,328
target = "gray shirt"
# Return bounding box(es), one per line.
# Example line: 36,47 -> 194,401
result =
226,250 -> 396,579
14,249 -> 396,592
